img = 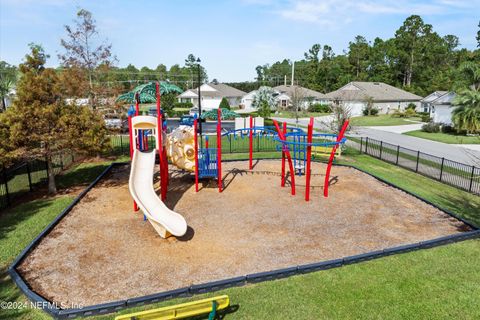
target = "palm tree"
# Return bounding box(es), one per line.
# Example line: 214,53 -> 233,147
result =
452,89 -> 480,134
0,75 -> 15,112
457,62 -> 480,91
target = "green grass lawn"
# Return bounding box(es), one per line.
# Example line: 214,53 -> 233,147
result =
0,153 -> 479,319
350,114 -> 422,126
404,130 -> 480,144
273,111 -> 331,119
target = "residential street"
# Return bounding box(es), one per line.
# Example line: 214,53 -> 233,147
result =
272,116 -> 480,166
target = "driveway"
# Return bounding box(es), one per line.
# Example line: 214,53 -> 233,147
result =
365,123 -> 423,134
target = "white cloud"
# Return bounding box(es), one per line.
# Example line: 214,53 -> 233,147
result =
271,0 -> 480,24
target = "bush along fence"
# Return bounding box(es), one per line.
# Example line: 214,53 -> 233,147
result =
349,137 -> 480,195
0,150 -> 76,211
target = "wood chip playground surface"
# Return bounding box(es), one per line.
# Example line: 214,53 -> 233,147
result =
18,160 -> 470,307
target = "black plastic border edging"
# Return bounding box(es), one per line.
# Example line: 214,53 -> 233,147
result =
8,160 -> 480,319
8,162 -> 120,319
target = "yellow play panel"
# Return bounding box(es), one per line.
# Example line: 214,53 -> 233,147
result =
115,295 -> 230,320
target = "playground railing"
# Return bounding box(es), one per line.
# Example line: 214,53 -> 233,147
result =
348,136 -> 480,195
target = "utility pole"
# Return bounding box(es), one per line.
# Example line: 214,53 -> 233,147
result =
197,58 -> 203,147
291,61 -> 295,86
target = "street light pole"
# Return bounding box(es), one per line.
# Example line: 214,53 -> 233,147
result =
197,58 -> 203,146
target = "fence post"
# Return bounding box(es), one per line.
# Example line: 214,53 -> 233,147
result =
379,141 -> 383,160
229,137 -> 232,153
365,137 -> 369,154
396,145 -> 400,164
2,166 -> 10,206
257,134 -> 260,152
45,155 -> 49,179
439,158 -> 445,181
469,166 -> 475,192
415,151 -> 420,172
120,135 -> 124,154
26,162 -> 33,191
360,137 -> 363,153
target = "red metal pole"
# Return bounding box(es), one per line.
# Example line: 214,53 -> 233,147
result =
156,82 -> 168,201
128,114 -> 139,212
217,109 -> 222,192
281,122 -> 286,187
249,116 -> 253,170
273,120 -> 295,196
194,118 -> 199,192
324,120 -> 349,198
305,118 -> 313,201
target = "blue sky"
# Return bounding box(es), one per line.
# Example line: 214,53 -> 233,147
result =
0,0 -> 479,82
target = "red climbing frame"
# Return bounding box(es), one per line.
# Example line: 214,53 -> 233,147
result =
249,116 -> 253,170
273,120 -> 296,196
194,118 -> 199,192
217,109 -> 222,192
156,82 -> 168,201
281,122 -> 286,187
324,120 -> 349,198
128,113 -> 139,212
305,117 -> 314,201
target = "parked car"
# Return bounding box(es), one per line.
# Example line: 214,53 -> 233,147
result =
104,114 -> 123,129
179,115 -> 195,126
189,107 -> 199,116
149,108 -> 167,119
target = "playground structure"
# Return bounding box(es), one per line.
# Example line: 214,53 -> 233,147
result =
126,81 -> 349,237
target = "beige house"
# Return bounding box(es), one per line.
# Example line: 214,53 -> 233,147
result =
325,82 -> 423,116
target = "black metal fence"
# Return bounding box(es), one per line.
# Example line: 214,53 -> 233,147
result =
0,151 -> 76,210
349,137 -> 480,195
2,134 -> 478,211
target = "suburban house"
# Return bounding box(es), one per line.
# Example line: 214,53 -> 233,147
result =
325,82 -> 423,116
240,85 -> 327,111
273,85 -> 328,109
429,91 -> 456,125
420,91 -> 447,113
177,83 -> 246,110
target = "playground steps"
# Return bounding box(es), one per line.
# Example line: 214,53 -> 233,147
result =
114,295 -> 229,320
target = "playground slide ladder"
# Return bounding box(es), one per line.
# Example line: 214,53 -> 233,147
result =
114,295 -> 230,320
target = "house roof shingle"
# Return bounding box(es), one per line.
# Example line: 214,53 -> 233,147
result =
325,82 -> 423,102
273,85 -> 327,99
431,92 -> 455,105
420,91 -> 448,103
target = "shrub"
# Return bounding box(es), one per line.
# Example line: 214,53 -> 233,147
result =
406,103 -> 417,111
422,122 -> 440,133
405,108 -> 417,117
308,103 -> 331,113
441,124 -> 455,134
173,102 -> 193,109
362,106 -> 379,116
392,109 -> 406,118
421,114 -> 432,122
219,97 -> 231,110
